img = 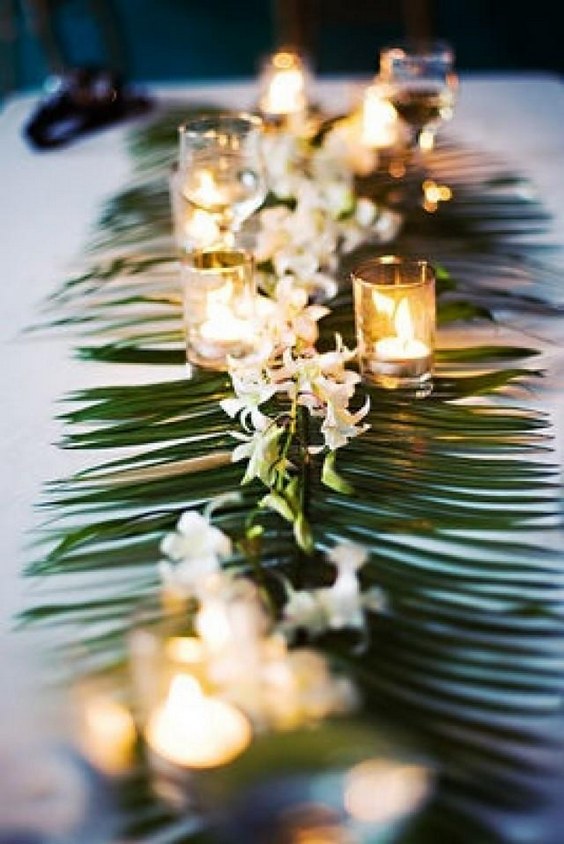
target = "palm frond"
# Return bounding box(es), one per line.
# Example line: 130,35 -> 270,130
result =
23,106 -> 564,843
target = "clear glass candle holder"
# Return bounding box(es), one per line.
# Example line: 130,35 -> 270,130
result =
352,256 -> 435,396
177,113 -> 266,246
181,248 -> 257,371
129,608 -> 253,811
258,47 -> 311,131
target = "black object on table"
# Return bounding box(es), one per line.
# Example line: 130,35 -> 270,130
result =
24,67 -> 152,150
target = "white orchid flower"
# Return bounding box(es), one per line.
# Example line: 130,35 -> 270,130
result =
280,541 -> 385,640
232,422 -> 288,487
321,395 -> 371,451
221,363 -> 277,432
159,510 -> 232,596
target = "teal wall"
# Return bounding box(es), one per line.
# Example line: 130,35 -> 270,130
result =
10,0 -> 563,92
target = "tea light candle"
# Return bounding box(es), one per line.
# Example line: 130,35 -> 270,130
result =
199,280 -> 254,345
360,85 -> 399,149
145,675 -> 251,769
374,297 -> 431,370
352,257 -> 435,395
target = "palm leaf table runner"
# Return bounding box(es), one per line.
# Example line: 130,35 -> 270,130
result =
24,101 -> 564,844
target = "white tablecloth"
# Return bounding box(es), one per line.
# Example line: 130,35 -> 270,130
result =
1,73 -> 563,631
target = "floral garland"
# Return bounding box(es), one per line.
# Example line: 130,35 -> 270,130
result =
218,122 -> 401,550
159,499 -> 385,731
150,122 -> 399,731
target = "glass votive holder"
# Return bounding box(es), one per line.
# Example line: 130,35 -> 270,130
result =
352,256 -> 435,396
258,47 -> 311,130
169,165 -> 221,252
198,720 -> 434,844
73,673 -> 137,779
129,610 -> 253,811
181,248 -> 257,371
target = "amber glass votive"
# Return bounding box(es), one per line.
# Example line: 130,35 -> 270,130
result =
352,256 -> 435,396
181,248 -> 256,371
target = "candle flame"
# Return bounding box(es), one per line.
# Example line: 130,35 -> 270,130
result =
184,208 -> 219,247
193,169 -> 223,206
147,672 -> 252,769
395,297 -> 414,342
166,636 -> 206,664
372,289 -> 396,319
262,51 -> 307,115
164,674 -> 204,715
361,87 -> 398,149
373,291 -> 415,343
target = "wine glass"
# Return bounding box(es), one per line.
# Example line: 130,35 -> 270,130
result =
178,113 -> 267,246
379,40 -> 458,153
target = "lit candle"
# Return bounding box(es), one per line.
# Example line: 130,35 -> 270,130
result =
352,257 -> 435,395
182,249 -> 256,370
360,85 -> 399,149
186,169 -> 224,210
199,280 -> 254,345
259,50 -> 308,118
145,675 -> 251,769
170,168 -> 220,251
374,297 -> 431,364
183,208 -> 220,248
80,696 -> 137,776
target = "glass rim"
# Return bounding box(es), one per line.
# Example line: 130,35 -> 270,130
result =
380,39 -> 454,62
351,255 -> 435,289
178,111 -> 264,138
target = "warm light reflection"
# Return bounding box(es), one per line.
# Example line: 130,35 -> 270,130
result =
196,599 -> 234,652
183,207 -> 219,247
261,50 -> 308,115
372,288 -> 395,319
361,86 -> 399,149
82,696 -> 136,776
145,674 -> 251,768
189,169 -> 224,209
165,636 -> 205,664
422,179 -> 453,213
372,292 -> 430,362
419,129 -> 436,152
199,281 -> 253,344
345,759 -> 430,824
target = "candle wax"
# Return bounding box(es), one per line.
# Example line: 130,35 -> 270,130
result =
375,336 -> 430,362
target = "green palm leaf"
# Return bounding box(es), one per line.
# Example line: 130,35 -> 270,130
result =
22,107 -> 564,843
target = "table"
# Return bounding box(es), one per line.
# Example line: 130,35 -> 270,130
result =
1,74 -> 564,843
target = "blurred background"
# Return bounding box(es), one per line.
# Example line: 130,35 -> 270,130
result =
1,0 -> 562,96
